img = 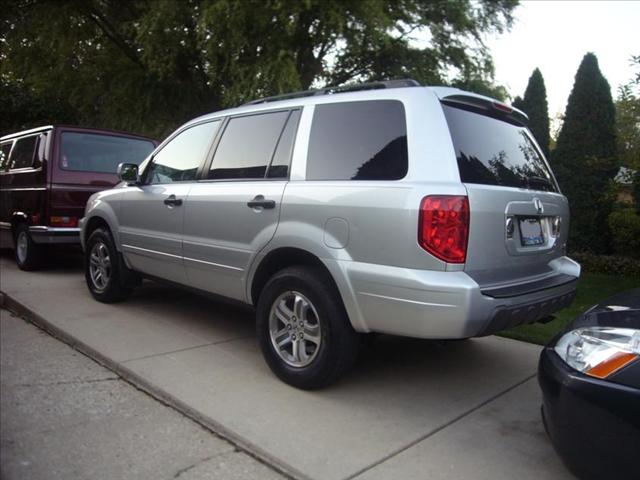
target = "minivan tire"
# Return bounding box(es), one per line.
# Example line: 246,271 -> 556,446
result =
85,228 -> 132,303
256,266 -> 361,389
14,223 -> 43,271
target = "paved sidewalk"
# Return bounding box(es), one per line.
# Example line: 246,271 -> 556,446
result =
0,252 -> 574,479
0,309 -> 283,480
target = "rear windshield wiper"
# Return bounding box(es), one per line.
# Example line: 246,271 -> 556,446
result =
526,176 -> 554,191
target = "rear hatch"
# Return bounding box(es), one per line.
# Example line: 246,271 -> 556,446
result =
49,128 -> 156,227
441,95 -> 570,288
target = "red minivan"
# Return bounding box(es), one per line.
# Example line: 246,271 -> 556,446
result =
0,125 -> 157,270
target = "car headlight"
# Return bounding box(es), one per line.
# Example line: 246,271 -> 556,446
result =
554,327 -> 640,379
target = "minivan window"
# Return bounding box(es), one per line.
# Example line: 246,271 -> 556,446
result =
60,132 -> 155,174
307,100 -> 408,181
147,121 -> 220,184
0,142 -> 12,170
209,110 -> 289,180
10,135 -> 39,170
268,110 -> 301,178
442,104 -> 557,192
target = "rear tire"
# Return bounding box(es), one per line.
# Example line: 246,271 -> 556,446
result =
256,266 -> 361,389
84,228 -> 132,303
14,223 -> 43,271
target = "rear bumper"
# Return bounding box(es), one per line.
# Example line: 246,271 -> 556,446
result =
29,226 -> 80,245
330,255 -> 580,338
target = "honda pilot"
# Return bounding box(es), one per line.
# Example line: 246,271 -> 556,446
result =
80,80 -> 580,388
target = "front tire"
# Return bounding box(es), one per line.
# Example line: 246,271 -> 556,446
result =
14,223 -> 43,271
85,228 -> 132,303
256,266 -> 361,389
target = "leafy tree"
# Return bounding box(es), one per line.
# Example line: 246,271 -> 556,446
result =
514,68 -> 550,157
552,53 -> 618,254
0,79 -> 77,137
1,0 -> 517,138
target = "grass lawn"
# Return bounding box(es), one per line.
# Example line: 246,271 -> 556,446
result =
498,273 -> 639,346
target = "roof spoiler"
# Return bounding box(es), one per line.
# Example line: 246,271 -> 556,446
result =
440,94 -> 529,126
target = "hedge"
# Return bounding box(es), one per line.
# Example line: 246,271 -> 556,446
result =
571,251 -> 640,278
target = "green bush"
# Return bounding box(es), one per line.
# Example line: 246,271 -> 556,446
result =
634,172 -> 640,213
572,251 -> 640,277
607,208 -> 640,258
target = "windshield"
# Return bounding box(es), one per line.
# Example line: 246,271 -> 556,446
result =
60,132 -> 155,173
442,103 -> 557,192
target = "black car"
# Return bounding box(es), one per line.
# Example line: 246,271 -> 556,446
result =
538,288 -> 640,480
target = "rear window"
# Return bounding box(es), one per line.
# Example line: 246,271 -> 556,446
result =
307,100 -> 408,181
60,132 -> 155,174
442,104 -> 557,192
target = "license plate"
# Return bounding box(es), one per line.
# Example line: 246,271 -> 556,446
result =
519,218 -> 545,246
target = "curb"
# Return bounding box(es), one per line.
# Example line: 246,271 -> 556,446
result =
1,291 -> 307,480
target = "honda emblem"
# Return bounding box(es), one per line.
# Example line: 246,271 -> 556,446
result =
533,198 -> 544,215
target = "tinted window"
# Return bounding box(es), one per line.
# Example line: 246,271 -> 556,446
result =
443,104 -> 557,192
209,111 -> 289,180
268,110 -> 300,178
148,121 -> 220,184
10,135 -> 38,170
0,142 -> 12,170
60,132 -> 154,173
307,100 -> 408,180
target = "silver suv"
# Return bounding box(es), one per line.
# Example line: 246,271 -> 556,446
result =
80,80 -> 580,388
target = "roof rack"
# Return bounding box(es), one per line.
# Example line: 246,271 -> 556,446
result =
243,78 -> 421,106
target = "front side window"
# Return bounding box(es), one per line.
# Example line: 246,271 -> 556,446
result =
60,132 -> 155,174
209,110 -> 289,180
10,135 -> 39,170
306,100 -> 408,181
147,121 -> 220,184
0,141 -> 13,170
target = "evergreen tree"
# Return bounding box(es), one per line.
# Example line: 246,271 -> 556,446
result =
518,69 -> 550,157
552,53 -> 618,253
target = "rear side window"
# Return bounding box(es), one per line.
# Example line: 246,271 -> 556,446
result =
209,110 -> 290,180
268,110 -> 301,178
307,100 -> 408,181
442,104 -> 557,192
0,141 -> 12,170
10,135 -> 38,170
60,132 -> 155,174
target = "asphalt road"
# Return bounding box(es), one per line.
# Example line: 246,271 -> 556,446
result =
0,309 -> 284,480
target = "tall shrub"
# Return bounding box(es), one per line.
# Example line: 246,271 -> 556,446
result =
552,53 -> 618,253
518,68 -> 551,157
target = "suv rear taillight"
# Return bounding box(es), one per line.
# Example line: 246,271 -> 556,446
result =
418,195 -> 469,264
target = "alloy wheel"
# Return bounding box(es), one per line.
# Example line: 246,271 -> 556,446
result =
268,291 -> 322,368
89,241 -> 112,291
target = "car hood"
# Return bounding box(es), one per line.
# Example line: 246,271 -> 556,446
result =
572,288 -> 640,330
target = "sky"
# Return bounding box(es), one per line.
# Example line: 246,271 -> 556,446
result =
485,0 -> 639,126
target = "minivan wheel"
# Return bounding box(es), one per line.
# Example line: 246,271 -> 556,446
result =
256,266 -> 361,389
85,228 -> 132,303
14,223 -> 43,271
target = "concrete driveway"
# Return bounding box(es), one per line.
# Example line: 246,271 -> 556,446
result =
0,252 -> 574,480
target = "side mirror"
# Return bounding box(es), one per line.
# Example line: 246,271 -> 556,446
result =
117,163 -> 140,184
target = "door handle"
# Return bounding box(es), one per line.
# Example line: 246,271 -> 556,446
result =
163,195 -> 183,207
247,195 -> 276,209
